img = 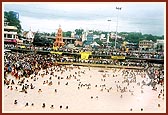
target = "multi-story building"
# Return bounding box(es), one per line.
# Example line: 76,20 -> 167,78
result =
153,39 -> 164,51
85,32 -> 93,45
81,31 -> 87,42
4,17 -> 23,45
4,25 -> 18,45
139,40 -> 154,50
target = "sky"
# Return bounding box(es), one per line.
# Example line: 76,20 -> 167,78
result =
3,2 -> 165,36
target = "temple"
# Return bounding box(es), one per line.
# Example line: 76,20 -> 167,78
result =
53,25 -> 64,48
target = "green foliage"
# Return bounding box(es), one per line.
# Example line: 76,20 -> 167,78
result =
50,32 -> 55,36
94,38 -> 103,46
101,32 -> 108,38
4,11 -> 22,34
125,32 -> 142,43
33,32 -> 52,46
92,30 -> 100,35
75,29 -> 84,36
42,32 -> 50,36
62,31 -> 72,37
124,32 -> 163,43
63,32 -> 66,37
66,31 -> 72,37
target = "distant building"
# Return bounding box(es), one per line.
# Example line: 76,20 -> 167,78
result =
156,39 -> 164,45
4,17 -> 23,45
139,40 -> 154,50
23,29 -> 35,43
81,31 -> 87,42
26,30 -> 35,43
110,32 -> 123,40
125,42 -> 138,50
110,32 -> 116,39
71,32 -> 75,38
153,39 -> 164,51
4,25 -> 18,44
85,33 -> 93,45
93,35 -> 99,40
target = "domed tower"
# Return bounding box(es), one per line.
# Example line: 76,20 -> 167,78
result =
53,25 -> 64,48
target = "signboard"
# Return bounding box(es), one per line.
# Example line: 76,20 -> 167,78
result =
80,52 -> 92,60
111,56 -> 125,59
53,46 -> 58,50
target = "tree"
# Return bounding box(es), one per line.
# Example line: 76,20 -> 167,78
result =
66,31 -> 72,37
75,29 -> 84,36
33,32 -> 53,46
33,32 -> 41,45
62,31 -> 72,37
63,32 -> 67,37
4,11 -> 22,34
93,30 -> 100,35
50,32 -> 56,36
125,32 -> 142,43
101,31 -> 108,38
94,38 -> 103,46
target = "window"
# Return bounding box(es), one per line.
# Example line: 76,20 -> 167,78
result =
13,35 -> 16,39
4,34 -> 7,38
7,34 -> 13,38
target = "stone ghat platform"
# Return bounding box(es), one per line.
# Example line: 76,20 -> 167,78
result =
56,62 -> 144,70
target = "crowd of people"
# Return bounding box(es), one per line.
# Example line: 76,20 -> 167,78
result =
4,51 -> 145,80
3,55 -> 164,112
3,46 -> 165,112
4,44 -> 164,59
146,63 -> 164,87
4,50 -> 164,93
4,50 -> 164,78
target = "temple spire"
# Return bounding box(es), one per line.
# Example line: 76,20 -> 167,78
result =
59,24 -> 61,28
53,25 -> 64,48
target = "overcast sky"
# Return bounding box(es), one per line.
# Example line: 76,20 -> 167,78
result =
3,2 -> 165,36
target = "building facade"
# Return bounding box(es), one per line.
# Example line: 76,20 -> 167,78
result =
4,25 -> 18,44
25,29 -> 35,43
139,40 -> 154,50
85,33 -> 93,45
153,39 -> 164,52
